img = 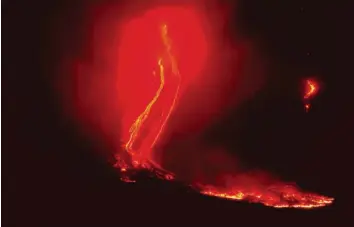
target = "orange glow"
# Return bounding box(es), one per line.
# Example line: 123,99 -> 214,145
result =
123,23 -> 181,169
116,6 -> 207,173
151,24 -> 181,151
304,103 -> 310,112
62,2 -> 335,209
304,79 -> 319,99
303,78 -> 319,112
198,184 -> 333,209
112,6 -> 333,209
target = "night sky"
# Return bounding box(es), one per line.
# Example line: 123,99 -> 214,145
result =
3,0 -> 353,226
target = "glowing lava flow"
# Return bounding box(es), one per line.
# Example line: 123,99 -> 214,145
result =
113,7 -> 333,209
123,57 -> 167,167
120,23 -> 180,174
197,184 -> 334,209
151,24 -> 181,152
303,79 -> 319,112
304,79 -> 318,99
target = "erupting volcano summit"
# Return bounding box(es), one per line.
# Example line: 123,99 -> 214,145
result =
67,3 -> 334,209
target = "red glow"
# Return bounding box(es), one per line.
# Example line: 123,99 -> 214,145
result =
304,79 -> 319,99
59,1 -> 333,209
303,78 -> 320,112
117,6 -> 208,168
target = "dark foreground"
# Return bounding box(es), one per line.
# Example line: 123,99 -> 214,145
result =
3,164 -> 348,226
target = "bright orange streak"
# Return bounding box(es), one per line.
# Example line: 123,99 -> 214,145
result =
114,10 -> 333,209
151,24 -> 181,149
124,57 -> 165,157
199,184 -> 334,209
124,23 -> 181,168
304,79 -> 318,99
303,79 -> 319,112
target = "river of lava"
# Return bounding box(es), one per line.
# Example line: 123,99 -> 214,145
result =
115,6 -> 208,179
78,4 -> 334,209
197,183 -> 333,209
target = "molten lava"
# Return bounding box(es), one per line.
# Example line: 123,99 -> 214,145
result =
198,183 -> 333,209
303,78 -> 319,112
68,3 -> 333,209
304,79 -> 318,99
115,6 -> 207,179
113,7 -> 333,209
123,24 -> 181,170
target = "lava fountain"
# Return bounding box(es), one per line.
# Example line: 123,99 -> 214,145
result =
115,7 -> 207,173
303,78 -> 320,112
60,2 -> 334,209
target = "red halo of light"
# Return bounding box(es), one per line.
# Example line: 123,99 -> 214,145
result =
116,6 -> 208,144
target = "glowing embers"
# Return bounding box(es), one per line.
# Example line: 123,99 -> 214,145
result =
113,6 -> 333,209
198,183 -> 333,209
303,78 -> 320,112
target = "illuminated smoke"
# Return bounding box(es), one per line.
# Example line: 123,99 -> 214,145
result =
122,24 -> 181,171
59,1 -> 333,209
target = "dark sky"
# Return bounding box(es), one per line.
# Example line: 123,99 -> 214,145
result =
3,0 -> 354,226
